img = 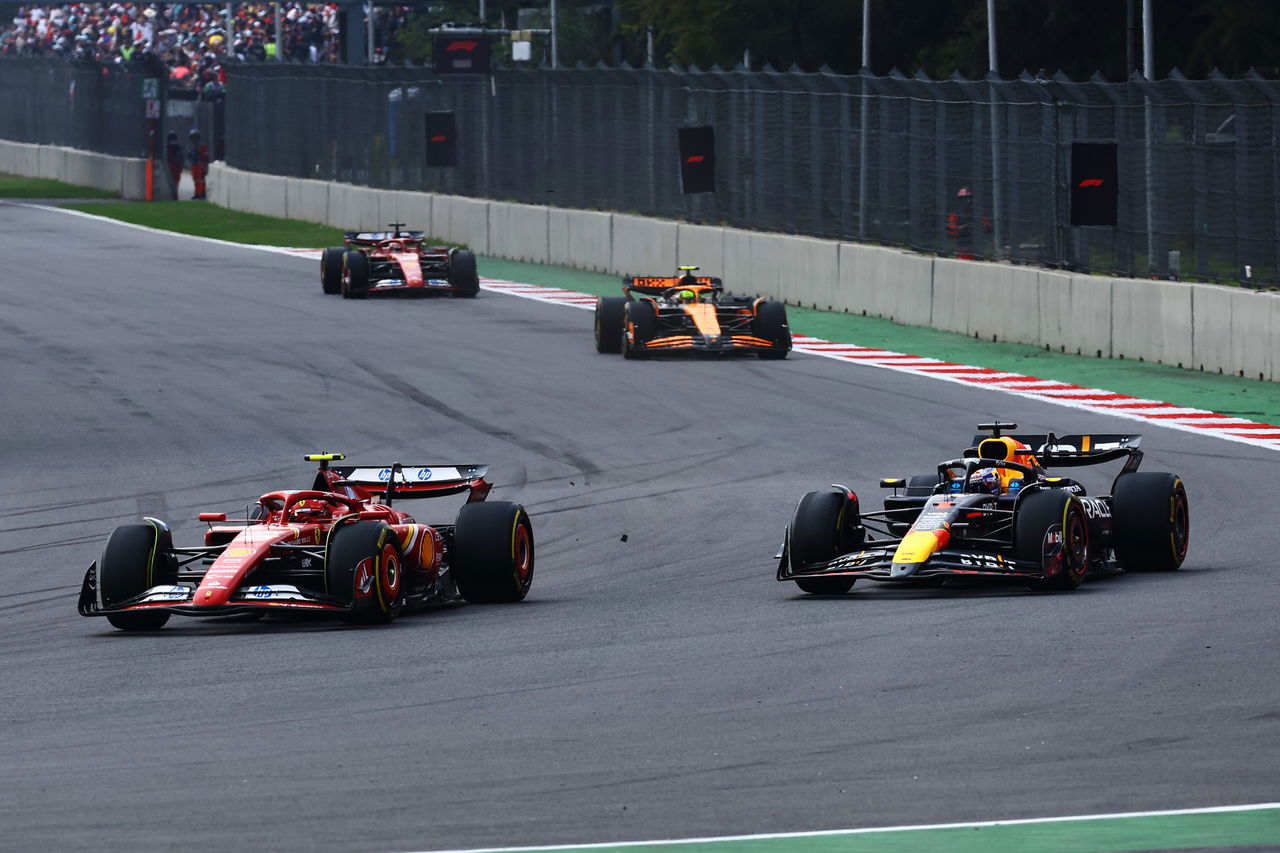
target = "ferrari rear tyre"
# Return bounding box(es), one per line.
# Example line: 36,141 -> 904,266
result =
99,522 -> 175,631
452,502 -> 534,603
755,300 -> 791,360
789,491 -> 861,594
321,247 -> 345,295
1015,490 -> 1088,591
449,249 -> 480,298
622,300 -> 655,360
326,521 -> 403,624
342,250 -> 370,299
595,297 -> 626,354
1112,472 -> 1189,572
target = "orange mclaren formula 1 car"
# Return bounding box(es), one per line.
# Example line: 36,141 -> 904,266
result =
78,455 -> 533,631
777,423 -> 1190,594
320,223 -> 479,299
594,266 -> 791,359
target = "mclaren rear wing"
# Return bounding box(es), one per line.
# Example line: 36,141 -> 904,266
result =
623,276 -> 723,297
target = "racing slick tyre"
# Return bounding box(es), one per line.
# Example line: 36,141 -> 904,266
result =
448,249 -> 480,298
754,300 -> 791,360
341,250 -> 370,299
1015,489 -> 1089,591
326,521 -> 403,624
99,522 -> 177,631
621,300 -> 655,360
321,247 -> 345,295
452,502 -> 534,603
789,491 -> 863,594
1112,472 -> 1189,572
595,296 -> 626,354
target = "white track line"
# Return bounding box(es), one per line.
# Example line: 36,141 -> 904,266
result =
402,802 -> 1280,853
33,206 -> 1280,453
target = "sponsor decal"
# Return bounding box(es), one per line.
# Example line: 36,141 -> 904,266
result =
958,553 -> 1008,569
355,559 -> 374,597
425,279 -> 451,287
827,549 -> 886,569
416,468 -> 433,481
246,585 -> 273,600
378,468 -> 392,481
1080,497 -> 1112,519
223,547 -> 254,558
143,585 -> 189,602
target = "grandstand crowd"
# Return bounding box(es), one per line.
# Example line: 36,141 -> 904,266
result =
2,4 -> 410,88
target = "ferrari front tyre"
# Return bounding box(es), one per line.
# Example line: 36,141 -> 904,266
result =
755,300 -> 791,360
1015,489 -> 1088,591
326,520 -> 403,624
789,491 -> 861,594
1112,472 -> 1189,572
595,296 -> 626,354
452,502 -> 535,603
99,522 -> 175,631
321,247 -> 345,295
622,300 -> 655,360
341,250 -> 370,299
449,249 -> 480,298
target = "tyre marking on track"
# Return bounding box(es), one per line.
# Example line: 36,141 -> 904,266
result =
26,212 -> 1280,455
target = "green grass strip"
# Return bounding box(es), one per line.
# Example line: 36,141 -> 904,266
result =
0,172 -> 117,199
61,201 -> 347,247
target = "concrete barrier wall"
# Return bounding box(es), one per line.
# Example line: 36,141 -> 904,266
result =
549,208 -> 612,271
0,140 -> 149,199
26,157 -> 1275,381
610,213 -> 677,276
489,201 -> 548,263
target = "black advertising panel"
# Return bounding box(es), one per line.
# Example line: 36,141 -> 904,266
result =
433,35 -> 491,74
425,112 -> 457,167
1070,142 -> 1119,226
678,126 -> 716,194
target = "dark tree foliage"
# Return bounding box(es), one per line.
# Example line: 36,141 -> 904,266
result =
614,0 -> 1280,79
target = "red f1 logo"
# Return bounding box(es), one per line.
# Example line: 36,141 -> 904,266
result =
1079,178 -> 1105,188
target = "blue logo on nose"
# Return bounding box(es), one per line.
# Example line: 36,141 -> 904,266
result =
417,468 -> 433,481
378,468 -> 392,481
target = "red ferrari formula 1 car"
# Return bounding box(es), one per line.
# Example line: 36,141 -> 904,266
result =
777,423 -> 1190,594
78,455 -> 533,631
320,223 -> 479,299
594,266 -> 791,359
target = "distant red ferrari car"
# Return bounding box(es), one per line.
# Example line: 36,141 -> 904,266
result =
78,455 -> 533,630
320,223 -> 479,299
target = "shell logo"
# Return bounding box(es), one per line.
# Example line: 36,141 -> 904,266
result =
223,547 -> 254,558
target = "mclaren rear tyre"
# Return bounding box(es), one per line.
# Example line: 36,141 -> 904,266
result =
448,249 -> 480,298
1112,472 -> 1189,572
99,522 -> 176,631
321,247 -> 345,295
452,502 -> 534,603
326,521 -> 403,625
789,490 -> 862,595
621,300 -> 655,360
595,296 -> 626,354
341,251 -> 370,300
1015,489 -> 1088,591
755,300 -> 791,360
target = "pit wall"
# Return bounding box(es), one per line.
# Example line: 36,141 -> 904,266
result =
0,139 -> 149,200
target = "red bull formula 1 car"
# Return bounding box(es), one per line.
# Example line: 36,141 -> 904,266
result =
320,223 -> 479,299
594,266 -> 791,359
78,455 -> 533,631
777,423 -> 1190,594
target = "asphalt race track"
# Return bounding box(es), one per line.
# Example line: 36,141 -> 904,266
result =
2,202 -> 1278,852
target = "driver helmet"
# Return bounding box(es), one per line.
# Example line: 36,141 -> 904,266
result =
968,467 -> 1002,494
385,240 -> 403,252
678,289 -> 697,304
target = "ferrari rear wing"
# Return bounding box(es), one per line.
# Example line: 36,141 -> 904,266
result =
345,230 -> 426,242
306,455 -> 492,503
969,433 -> 1143,469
